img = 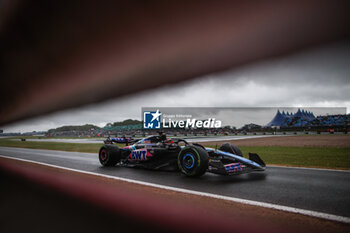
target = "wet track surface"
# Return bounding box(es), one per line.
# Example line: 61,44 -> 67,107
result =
1,146 -> 349,218
9,135 -> 283,143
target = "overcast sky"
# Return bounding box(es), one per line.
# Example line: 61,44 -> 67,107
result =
3,41 -> 350,133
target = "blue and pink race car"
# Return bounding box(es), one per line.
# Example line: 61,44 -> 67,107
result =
99,133 -> 266,177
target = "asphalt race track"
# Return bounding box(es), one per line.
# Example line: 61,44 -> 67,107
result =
1,146 -> 349,219
9,135 -> 282,144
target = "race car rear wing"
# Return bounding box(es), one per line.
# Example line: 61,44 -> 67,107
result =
104,136 -> 136,146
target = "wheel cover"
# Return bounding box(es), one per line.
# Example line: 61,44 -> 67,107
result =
183,153 -> 195,169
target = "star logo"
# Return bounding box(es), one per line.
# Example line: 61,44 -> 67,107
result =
150,109 -> 162,122
143,110 -> 162,129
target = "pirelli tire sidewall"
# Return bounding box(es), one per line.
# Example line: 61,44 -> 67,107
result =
99,144 -> 121,166
178,145 -> 209,177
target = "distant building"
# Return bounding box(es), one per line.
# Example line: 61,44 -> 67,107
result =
241,123 -> 262,131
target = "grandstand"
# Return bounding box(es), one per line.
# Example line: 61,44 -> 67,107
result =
266,109 -> 349,131
267,109 -> 316,127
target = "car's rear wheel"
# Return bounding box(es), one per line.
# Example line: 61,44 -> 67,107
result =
178,145 -> 209,177
99,144 -> 121,166
219,143 -> 243,157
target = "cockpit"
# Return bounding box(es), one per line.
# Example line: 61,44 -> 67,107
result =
137,135 -> 162,144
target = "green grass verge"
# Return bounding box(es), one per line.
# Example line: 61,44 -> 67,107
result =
0,139 -> 349,170
239,146 -> 350,170
0,139 -> 125,153
5,136 -> 104,140
0,140 -> 101,153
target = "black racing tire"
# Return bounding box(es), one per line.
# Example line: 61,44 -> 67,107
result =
178,145 -> 209,177
219,143 -> 243,157
99,144 -> 121,166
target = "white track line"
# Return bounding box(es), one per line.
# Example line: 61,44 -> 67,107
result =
1,155 -> 349,224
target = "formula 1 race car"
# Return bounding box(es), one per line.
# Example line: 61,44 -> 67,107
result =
98,134 -> 266,177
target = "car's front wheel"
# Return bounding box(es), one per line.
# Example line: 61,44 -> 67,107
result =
178,145 -> 209,177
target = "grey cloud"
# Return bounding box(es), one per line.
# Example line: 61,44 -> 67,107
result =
3,42 -> 350,133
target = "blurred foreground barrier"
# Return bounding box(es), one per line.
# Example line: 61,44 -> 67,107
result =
0,158 -> 277,233
0,0 -> 349,125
